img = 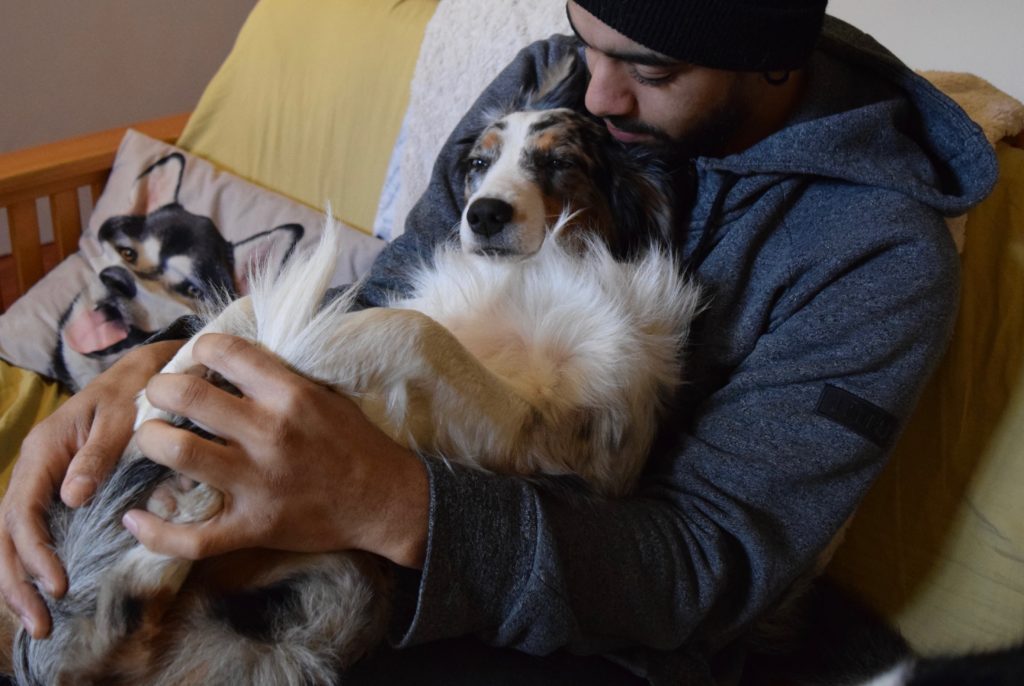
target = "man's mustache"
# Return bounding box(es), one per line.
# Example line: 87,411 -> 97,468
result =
604,116 -> 671,141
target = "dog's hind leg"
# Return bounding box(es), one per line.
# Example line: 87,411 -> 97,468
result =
24,296 -> 259,682
14,457 -> 204,685
106,295 -> 257,608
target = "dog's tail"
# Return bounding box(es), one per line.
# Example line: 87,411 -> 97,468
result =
246,213 -> 358,374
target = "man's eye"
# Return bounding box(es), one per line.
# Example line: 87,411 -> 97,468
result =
629,66 -> 674,87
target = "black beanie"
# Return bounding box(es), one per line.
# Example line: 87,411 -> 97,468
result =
572,0 -> 829,72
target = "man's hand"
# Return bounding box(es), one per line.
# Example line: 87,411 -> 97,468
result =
123,333 -> 430,570
0,340 -> 182,638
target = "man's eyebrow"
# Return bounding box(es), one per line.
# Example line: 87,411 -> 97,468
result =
565,7 -> 682,69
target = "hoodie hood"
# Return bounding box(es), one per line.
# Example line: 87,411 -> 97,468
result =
706,16 -> 998,218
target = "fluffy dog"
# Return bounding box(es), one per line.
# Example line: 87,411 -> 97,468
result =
8,62 -> 703,685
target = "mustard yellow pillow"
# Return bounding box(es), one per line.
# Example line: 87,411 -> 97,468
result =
178,0 -> 438,234
829,143 -> 1024,653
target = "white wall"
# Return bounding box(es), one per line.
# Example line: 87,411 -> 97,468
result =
829,0 -> 1024,102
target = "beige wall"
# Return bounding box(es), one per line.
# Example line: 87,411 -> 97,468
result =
0,0 -> 257,153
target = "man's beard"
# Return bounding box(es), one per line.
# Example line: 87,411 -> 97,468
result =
605,87 -> 751,162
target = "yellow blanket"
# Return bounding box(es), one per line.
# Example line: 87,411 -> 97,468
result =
0,360 -> 68,492
829,143 -> 1024,653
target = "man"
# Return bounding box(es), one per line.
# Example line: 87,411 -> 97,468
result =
0,1 -> 997,684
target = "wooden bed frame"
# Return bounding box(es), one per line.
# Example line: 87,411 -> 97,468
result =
0,113 -> 189,312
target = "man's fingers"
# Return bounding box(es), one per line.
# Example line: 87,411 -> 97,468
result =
18,421 -> 80,506
60,408 -> 134,508
5,503 -> 67,601
6,430 -> 69,598
144,369 -> 250,444
122,509 -> 232,561
0,533 -> 52,639
190,333 -> 306,403
134,420 -> 238,487
62,444 -> 124,507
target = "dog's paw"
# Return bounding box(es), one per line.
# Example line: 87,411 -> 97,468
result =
147,475 -> 223,524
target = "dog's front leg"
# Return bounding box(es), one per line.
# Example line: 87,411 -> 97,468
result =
134,295 -> 257,427
94,296 -> 257,639
301,307 -> 538,471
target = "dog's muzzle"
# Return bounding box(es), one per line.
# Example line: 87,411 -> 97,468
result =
99,266 -> 138,299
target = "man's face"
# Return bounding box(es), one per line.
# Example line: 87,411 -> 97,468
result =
566,1 -> 754,158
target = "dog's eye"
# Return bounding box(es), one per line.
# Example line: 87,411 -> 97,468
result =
547,158 -> 575,171
184,283 -> 203,299
468,158 -> 490,171
118,247 -> 137,263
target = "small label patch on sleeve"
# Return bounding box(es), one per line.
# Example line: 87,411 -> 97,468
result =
815,384 -> 898,448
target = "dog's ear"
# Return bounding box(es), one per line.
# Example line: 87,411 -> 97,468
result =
232,223 -> 305,295
460,51 -> 588,152
604,147 -> 677,256
128,153 -> 185,216
526,51 -> 589,111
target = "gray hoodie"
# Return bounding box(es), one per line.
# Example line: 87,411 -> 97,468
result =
354,17 -> 997,685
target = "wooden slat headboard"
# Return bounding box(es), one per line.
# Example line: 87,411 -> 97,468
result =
0,113 -> 189,311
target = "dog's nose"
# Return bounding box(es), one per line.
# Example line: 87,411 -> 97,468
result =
466,198 -> 514,237
99,266 -> 137,299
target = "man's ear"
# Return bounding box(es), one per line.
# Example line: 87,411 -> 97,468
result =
527,51 -> 589,110
127,153 -> 185,216
232,223 -> 305,295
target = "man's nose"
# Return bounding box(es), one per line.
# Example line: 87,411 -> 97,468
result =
583,57 -> 633,118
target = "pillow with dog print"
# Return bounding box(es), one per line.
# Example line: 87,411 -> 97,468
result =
0,129 -> 385,393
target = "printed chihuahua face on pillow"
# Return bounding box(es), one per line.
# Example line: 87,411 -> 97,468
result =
54,153 -> 304,392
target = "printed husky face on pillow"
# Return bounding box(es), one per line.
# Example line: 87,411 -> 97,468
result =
54,153 -> 304,392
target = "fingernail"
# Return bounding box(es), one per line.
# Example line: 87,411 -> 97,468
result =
20,614 -> 35,636
122,512 -> 139,536
63,475 -> 96,506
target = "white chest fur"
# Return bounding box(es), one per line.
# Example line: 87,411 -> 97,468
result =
389,237 -> 702,494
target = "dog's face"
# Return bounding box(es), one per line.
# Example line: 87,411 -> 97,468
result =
460,106 -> 673,259
460,108 -> 623,257
55,263 -> 201,393
56,209 -> 233,392
97,204 -> 237,304
54,180 -> 237,390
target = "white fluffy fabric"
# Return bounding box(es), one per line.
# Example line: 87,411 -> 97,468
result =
377,0 -> 570,239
